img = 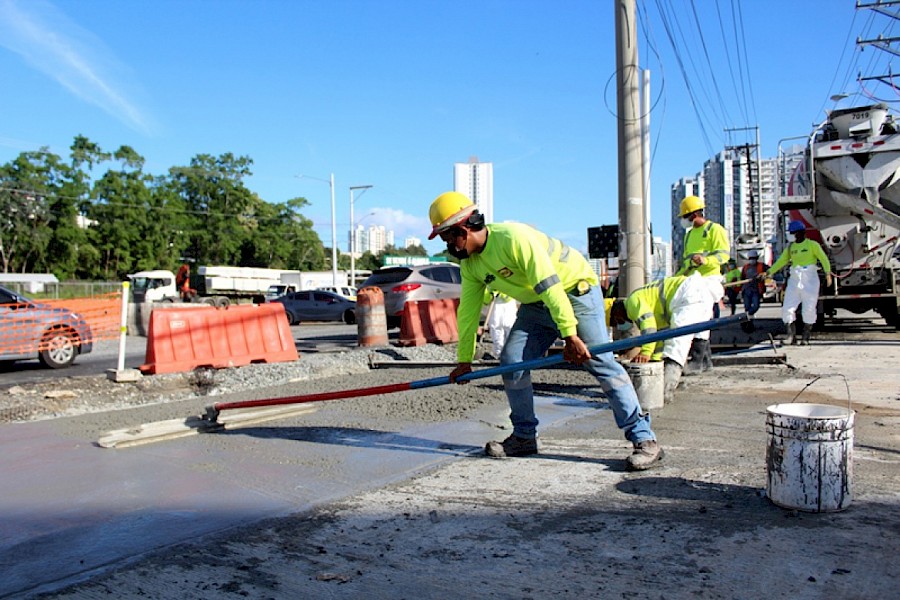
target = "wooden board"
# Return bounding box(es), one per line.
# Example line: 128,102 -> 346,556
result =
97,404 -> 318,449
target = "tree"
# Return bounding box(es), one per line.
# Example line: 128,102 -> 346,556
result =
0,147 -> 90,277
168,153 -> 256,265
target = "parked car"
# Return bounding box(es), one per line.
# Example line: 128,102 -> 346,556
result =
317,286 -> 358,301
0,285 -> 94,368
271,290 -> 356,325
360,263 -> 462,329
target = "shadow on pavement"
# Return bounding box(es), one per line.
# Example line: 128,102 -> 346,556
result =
227,424 -> 481,456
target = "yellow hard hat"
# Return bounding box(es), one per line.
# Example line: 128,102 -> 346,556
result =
679,195 -> 704,217
428,191 -> 476,239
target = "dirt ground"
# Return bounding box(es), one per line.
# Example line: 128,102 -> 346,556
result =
23,321 -> 900,600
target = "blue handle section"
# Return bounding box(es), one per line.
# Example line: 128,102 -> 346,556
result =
408,314 -> 746,391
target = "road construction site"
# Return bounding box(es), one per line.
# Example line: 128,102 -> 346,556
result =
1,304 -> 898,599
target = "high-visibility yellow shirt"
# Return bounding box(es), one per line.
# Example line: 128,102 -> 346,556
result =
724,267 -> 742,283
624,276 -> 687,358
676,221 -> 730,277
457,223 -> 598,363
767,238 -> 831,275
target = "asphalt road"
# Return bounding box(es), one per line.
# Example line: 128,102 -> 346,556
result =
0,323 -> 364,388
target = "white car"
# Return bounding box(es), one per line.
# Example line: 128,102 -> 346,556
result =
317,286 -> 358,301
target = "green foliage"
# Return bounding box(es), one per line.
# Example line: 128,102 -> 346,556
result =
0,137 -> 331,281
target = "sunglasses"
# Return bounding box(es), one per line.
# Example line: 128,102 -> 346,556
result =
439,227 -> 465,242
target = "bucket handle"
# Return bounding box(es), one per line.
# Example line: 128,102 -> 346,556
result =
790,374 -> 852,414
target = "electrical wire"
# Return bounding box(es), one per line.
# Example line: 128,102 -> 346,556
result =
653,0 -> 716,155
733,0 -> 758,124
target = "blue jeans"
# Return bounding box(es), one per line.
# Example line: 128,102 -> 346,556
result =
742,287 -> 761,316
498,285 -> 655,443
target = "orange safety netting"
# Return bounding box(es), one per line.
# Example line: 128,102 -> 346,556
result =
0,292 -> 123,356
41,293 -> 123,340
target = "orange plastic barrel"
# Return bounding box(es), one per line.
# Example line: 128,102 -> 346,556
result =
356,286 -> 388,347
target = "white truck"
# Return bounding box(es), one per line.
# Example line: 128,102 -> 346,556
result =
130,266 -> 295,307
264,271 -> 349,300
778,103 -> 900,328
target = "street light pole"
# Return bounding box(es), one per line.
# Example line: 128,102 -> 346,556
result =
297,174 -> 339,286
349,184 -> 373,287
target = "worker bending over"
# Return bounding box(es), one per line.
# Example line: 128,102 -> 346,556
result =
608,273 -> 725,403
428,191 -> 663,471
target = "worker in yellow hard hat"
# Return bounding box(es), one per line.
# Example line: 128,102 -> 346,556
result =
675,195 -> 729,375
429,191 -> 662,471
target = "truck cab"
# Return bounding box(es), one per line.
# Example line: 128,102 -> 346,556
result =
129,270 -> 178,303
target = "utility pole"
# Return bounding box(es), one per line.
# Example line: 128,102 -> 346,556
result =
641,68 -> 652,283
615,0 -> 645,296
724,126 -> 762,234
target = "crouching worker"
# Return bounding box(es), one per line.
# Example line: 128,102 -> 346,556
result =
608,273 -> 725,404
428,191 -> 663,471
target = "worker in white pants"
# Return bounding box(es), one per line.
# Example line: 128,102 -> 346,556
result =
609,273 -> 725,403
665,274 -> 724,367
763,220 -> 832,345
782,265 -> 820,327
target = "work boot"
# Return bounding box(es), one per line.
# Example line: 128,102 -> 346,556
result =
801,323 -> 812,346
681,340 -> 705,376
683,340 -> 711,375
626,439 -> 664,471
785,322 -> 796,346
485,434 -> 538,458
662,359 -> 682,404
701,339 -> 714,371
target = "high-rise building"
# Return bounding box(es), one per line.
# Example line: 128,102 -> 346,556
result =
454,156 -> 494,223
670,150 -> 779,266
349,224 -> 395,257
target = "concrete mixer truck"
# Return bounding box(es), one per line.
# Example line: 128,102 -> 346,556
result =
778,103 -> 900,328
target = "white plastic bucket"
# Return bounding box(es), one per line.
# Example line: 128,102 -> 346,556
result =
626,361 -> 664,411
766,402 -> 854,512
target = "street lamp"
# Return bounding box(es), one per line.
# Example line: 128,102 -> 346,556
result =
349,184 -> 373,286
297,173 -> 338,287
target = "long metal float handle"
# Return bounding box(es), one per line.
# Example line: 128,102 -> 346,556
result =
205,314 -> 747,421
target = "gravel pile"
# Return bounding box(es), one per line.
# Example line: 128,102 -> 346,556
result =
0,344 -> 462,424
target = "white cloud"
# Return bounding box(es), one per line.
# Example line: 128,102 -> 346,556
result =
0,0 -> 154,134
362,206 -> 431,241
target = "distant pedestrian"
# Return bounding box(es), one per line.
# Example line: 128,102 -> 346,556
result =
723,260 -> 741,316
761,221 -> 832,345
427,191 -> 663,470
675,195 -> 729,374
740,250 -> 768,331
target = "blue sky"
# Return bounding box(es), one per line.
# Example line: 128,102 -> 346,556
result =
0,0 -> 880,257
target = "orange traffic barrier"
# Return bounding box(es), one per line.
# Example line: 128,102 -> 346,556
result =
397,299 -> 459,347
398,301 -> 428,347
140,303 -> 298,375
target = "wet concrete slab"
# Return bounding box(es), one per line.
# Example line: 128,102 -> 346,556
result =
0,394 -> 600,598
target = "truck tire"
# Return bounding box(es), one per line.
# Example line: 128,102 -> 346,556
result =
38,328 -> 79,369
343,309 -> 356,325
215,297 -> 230,308
284,310 -> 297,325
